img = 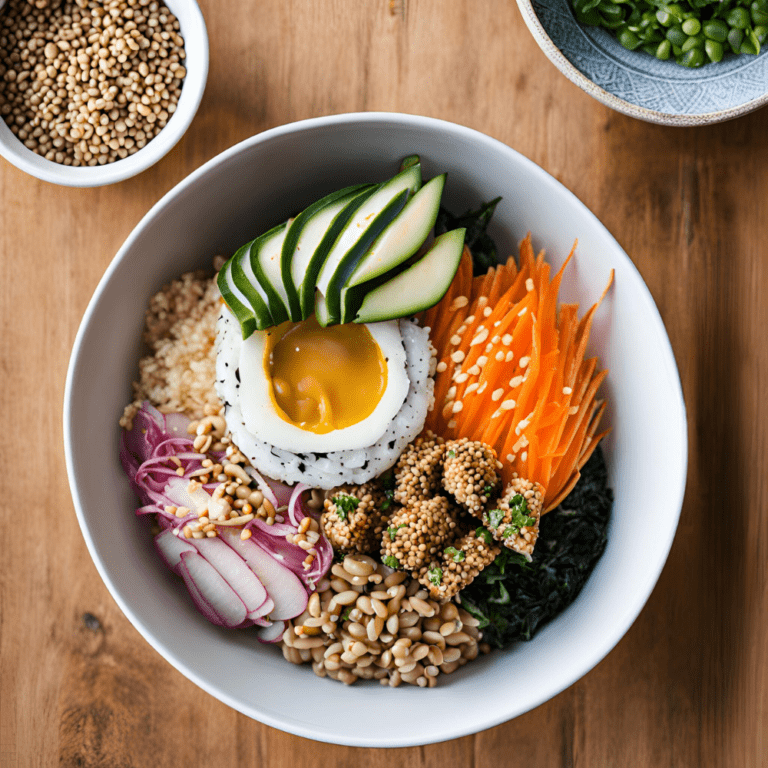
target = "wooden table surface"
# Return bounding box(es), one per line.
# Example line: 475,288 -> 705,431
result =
2,0 -> 767,765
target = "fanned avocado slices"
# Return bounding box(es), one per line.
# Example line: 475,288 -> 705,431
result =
217,158 -> 467,335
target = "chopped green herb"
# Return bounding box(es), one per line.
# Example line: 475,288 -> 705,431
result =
484,508 -> 505,529
444,546 -> 465,563
475,526 -> 493,545
436,197 -> 502,275
447,450 -> 456,458
482,484 -> 494,496
340,606 -> 352,622
331,493 -> 359,521
427,566 -> 443,586
333,549 -> 346,563
387,523 -> 407,540
382,555 -> 400,569
461,447 -> 613,648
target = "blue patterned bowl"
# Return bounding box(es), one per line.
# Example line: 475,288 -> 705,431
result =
518,0 -> 768,125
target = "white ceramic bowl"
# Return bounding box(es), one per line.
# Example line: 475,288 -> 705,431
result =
64,113 -> 687,747
0,0 -> 208,186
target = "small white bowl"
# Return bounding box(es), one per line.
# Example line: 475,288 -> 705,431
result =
0,0 -> 207,186
64,113 -> 687,746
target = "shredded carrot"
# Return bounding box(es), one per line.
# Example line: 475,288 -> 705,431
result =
417,234 -> 613,512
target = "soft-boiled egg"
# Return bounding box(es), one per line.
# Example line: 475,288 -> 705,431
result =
236,316 -> 410,453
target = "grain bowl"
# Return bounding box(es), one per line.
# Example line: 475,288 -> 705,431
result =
64,112 -> 687,746
0,0 -> 208,186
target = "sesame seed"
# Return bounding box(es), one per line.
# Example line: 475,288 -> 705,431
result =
485,342 -> 494,353
521,451 -> 528,462
465,315 -> 475,324
442,401 -> 455,419
465,382 -> 479,394
491,335 -> 501,344
502,334 -> 513,346
526,278 -> 534,292
451,351 -> 465,363
510,376 -> 523,387
478,382 -> 488,394
506,453 -> 515,462
563,386 -> 573,395
491,388 -> 504,402
447,386 -> 457,399
455,372 -> 469,383
468,364 -> 481,376
450,334 -> 462,346
470,328 -> 489,347
501,399 -> 516,411
569,406 -> 579,415
447,419 -> 457,429
495,351 -> 505,362
477,356 -> 488,367
494,321 -> 501,327
452,401 -> 464,413
505,351 -> 514,362
519,356 -> 530,368
436,361 -> 448,373
518,307 -> 528,317
483,307 -> 492,317
451,295 -> 469,310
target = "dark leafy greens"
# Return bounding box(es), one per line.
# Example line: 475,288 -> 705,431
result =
461,447 -> 613,648
436,197 -> 502,275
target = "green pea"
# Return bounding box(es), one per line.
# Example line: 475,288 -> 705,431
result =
656,38 -> 673,58
705,39 -> 724,61
740,28 -> 761,53
682,18 -> 701,35
754,24 -> 768,43
726,7 -> 751,29
728,27 -> 744,52
656,10 -> 674,26
618,27 -> 642,49
666,25 -> 688,46
681,33 -> 705,51
664,4 -> 685,21
751,3 -> 768,25
679,47 -> 705,66
599,3 -> 624,22
703,20 -> 729,42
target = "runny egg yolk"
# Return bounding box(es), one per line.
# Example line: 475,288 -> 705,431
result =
264,316 -> 388,433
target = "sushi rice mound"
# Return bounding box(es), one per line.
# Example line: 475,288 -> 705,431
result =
215,308 -> 437,489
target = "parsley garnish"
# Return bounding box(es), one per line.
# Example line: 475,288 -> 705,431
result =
482,484 -> 494,496
427,566 -> 443,586
387,523 -> 407,540
447,450 -> 456,458
340,606 -> 352,622
444,546 -> 465,563
484,508 -> 505,529
332,493 -> 359,521
475,526 -> 493,544
382,555 -> 400,569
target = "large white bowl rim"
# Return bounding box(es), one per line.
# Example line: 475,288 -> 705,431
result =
64,112 -> 687,747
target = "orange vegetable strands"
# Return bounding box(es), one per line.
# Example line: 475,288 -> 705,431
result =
417,235 -> 613,513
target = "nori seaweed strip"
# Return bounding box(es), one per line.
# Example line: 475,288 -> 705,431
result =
460,446 -> 613,648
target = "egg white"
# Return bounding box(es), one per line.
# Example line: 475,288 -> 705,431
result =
236,319 -> 409,453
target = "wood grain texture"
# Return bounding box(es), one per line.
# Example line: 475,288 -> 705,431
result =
1,0 -> 767,766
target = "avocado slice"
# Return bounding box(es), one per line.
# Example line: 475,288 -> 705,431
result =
339,174 -> 446,322
299,186 -> 378,320
315,163 -> 422,325
217,257 -> 260,339
230,242 -> 273,330
353,228 -> 466,324
250,222 -> 291,325
280,184 -> 373,321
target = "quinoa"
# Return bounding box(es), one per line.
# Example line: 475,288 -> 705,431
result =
120,263 -> 224,430
321,482 -> 388,555
442,438 -> 501,515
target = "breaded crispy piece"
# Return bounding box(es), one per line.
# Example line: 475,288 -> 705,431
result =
321,482 -> 388,554
485,477 -> 544,560
442,438 -> 502,515
393,431 -> 446,505
418,527 -> 501,600
381,496 -> 462,572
